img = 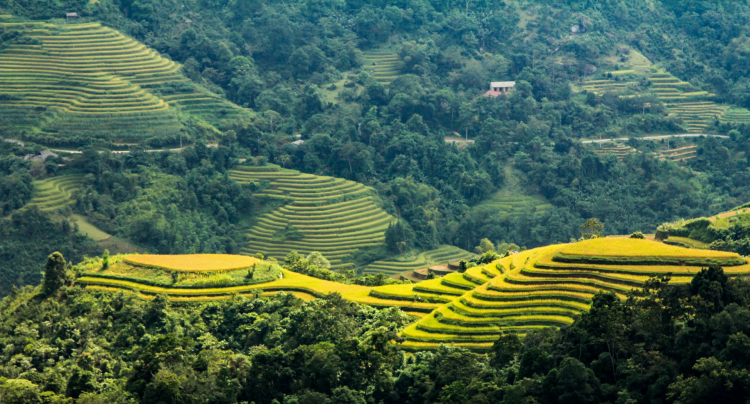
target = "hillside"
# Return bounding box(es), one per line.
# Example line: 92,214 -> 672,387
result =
0,20 -> 249,145
579,47 -> 750,133
363,245 -> 476,278
73,237 -> 750,351
398,237 -> 750,350
229,165 -> 397,270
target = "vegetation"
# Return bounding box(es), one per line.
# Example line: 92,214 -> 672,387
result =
229,165 -> 396,270
122,254 -> 260,272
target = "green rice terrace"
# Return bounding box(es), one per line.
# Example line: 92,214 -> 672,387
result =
363,245 -> 476,278
362,49 -> 401,86
0,21 -> 248,143
228,165 -> 397,270
579,47 -> 750,133
592,143 -> 639,161
658,203 -> 750,247
472,166 -> 552,220
24,174 -> 83,212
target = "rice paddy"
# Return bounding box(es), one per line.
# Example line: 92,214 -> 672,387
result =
25,174 -> 83,211
123,254 -> 260,272
0,21 -> 248,143
228,165 -> 397,270
362,49 -> 401,86
472,166 -> 552,220
397,238 -> 750,350
363,245 -> 476,278
75,237 -> 750,350
580,46 -> 736,133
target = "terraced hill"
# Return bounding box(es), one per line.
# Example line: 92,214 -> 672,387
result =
76,238 -> 750,350
720,107 -> 750,124
76,253 -> 462,317
362,49 -> 401,86
593,143 -> 639,161
363,245 -> 476,277
398,238 -> 750,350
228,165 -> 397,270
655,145 -> 698,162
472,166 -> 552,220
25,174 -> 83,211
0,21 -> 248,143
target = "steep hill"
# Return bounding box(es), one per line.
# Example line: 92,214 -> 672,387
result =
0,21 -> 249,145
228,165 -> 397,270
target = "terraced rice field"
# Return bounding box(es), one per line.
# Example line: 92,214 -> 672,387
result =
362,49 -> 401,86
363,245 -> 476,277
228,165 -> 397,270
593,143 -> 639,161
398,238 -> 750,350
0,21 -> 247,141
580,60 -> 730,133
655,145 -> 698,162
76,238 -> 750,350
77,254 -> 461,315
720,107 -> 750,124
26,174 -> 84,211
472,166 -> 552,220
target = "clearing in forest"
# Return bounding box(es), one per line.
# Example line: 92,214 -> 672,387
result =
362,49 -> 401,86
473,166 -> 552,220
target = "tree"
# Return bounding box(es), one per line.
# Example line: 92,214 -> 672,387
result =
580,218 -> 604,239
385,221 -> 413,254
42,252 -> 66,295
475,238 -> 496,254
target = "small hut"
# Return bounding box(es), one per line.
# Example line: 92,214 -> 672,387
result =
484,81 -> 516,97
66,12 -> 79,20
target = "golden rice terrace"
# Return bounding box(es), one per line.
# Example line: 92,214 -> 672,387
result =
76,239 -> 750,350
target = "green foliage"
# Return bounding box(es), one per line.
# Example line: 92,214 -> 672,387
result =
42,252 -> 67,296
629,231 -> 646,239
580,218 -> 604,240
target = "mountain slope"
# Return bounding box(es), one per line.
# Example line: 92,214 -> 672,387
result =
0,21 -> 249,145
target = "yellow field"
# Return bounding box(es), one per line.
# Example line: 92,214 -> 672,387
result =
78,237 -> 750,350
559,238 -> 738,258
122,254 -> 260,272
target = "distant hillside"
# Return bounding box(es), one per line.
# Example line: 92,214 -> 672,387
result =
0,20 -> 250,146
229,165 -> 397,270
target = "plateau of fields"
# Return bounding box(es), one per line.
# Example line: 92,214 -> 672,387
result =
362,49 -> 401,86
